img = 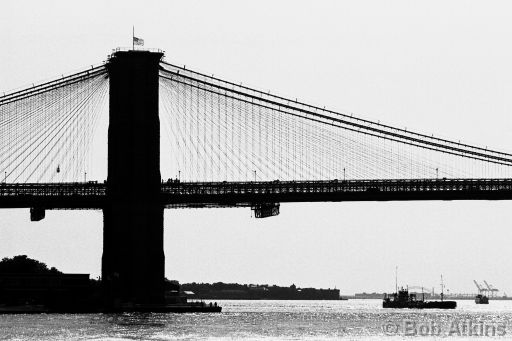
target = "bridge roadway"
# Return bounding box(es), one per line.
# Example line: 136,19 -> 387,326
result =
1,178 -> 512,209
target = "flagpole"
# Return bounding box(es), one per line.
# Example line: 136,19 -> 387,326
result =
132,26 -> 134,50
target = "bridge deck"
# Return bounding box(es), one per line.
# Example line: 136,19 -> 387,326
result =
0,178 -> 512,209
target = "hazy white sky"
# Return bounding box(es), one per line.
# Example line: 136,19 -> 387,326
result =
2,0 -> 512,295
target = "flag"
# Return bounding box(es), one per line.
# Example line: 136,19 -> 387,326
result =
133,37 -> 144,46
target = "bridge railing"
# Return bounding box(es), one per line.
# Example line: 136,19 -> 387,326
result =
161,178 -> 512,196
0,182 -> 107,197
1,178 -> 512,198
1,179 -> 512,209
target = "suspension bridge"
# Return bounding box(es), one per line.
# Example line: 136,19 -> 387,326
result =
1,48 -> 511,310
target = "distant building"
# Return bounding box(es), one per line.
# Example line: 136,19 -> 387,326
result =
354,292 -> 386,299
181,282 -> 341,300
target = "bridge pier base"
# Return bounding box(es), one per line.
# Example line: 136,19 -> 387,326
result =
102,205 -> 164,307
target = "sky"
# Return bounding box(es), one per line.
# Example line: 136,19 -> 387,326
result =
2,0 -> 512,295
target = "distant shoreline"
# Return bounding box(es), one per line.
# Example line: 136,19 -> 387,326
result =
345,294 -> 512,301
181,282 -> 342,300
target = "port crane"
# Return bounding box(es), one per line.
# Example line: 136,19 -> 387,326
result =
473,280 -> 487,296
483,280 -> 499,297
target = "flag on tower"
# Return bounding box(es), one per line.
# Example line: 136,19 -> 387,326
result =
133,36 -> 144,46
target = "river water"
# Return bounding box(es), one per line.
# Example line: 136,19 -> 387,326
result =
1,299 -> 512,340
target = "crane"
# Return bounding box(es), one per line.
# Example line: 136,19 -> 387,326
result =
483,280 -> 499,297
483,280 -> 493,297
473,280 -> 487,296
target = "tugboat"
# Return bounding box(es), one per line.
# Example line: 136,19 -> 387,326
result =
473,280 -> 489,304
383,273 -> 456,309
383,287 -> 456,309
475,294 -> 489,304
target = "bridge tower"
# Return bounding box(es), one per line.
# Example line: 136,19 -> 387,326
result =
102,50 -> 164,308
